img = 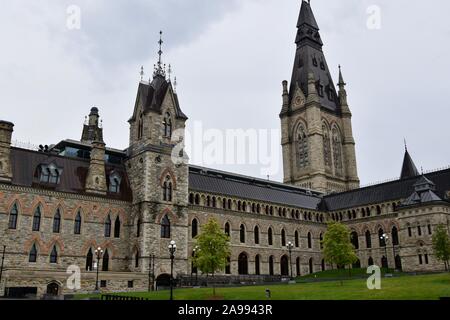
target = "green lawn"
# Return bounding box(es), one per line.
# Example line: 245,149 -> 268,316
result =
78,273 -> 450,300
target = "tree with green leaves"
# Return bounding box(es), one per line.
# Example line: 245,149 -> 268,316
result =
432,224 -> 450,271
322,221 -> 358,283
192,218 -> 231,297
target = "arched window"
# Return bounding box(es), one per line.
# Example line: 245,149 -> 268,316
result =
268,228 -> 273,246
281,229 -> 286,247
323,124 -> 332,168
192,218 -> 198,238
74,211 -> 82,235
86,249 -> 93,271
163,176 -> 173,202
417,225 -> 422,236
138,113 -> 144,140
378,228 -> 386,247
189,193 -> 194,204
295,231 -> 299,247
269,256 -> 274,276
29,244 -> 38,263
307,232 -> 312,249
368,257 -> 374,266
161,215 -> 171,239
163,112 -> 172,138
224,222 -> 231,237
102,249 -> 109,271
280,255 -> 289,276
195,194 -> 200,205
381,256 -> 388,269
50,246 -> 58,264
136,217 -> 141,237
254,226 -> 260,245
32,206 -> 42,232
319,233 -> 324,249
407,224 -> 412,237
296,124 -> 309,168
240,224 -> 246,243
238,252 -> 248,275
427,224 -> 432,235
104,215 -> 112,237
255,255 -> 261,275
351,231 -> 359,249
309,258 -> 314,274
9,203 -> 19,229
365,230 -> 372,248
296,257 -> 301,276
135,250 -> 140,268
332,126 -> 343,175
114,216 -> 121,238
53,209 -> 61,233
392,226 -> 399,246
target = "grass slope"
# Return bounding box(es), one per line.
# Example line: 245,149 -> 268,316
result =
79,273 -> 450,300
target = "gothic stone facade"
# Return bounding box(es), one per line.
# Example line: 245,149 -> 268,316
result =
0,1 -> 449,297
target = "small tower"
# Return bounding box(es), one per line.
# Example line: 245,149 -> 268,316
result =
280,1 -> 359,193
81,107 -> 104,143
0,120 -> 14,183
85,140 -> 107,195
126,31 -> 189,278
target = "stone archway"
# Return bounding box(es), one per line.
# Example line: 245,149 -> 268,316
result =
156,274 -> 171,289
280,255 -> 289,276
46,282 -> 60,296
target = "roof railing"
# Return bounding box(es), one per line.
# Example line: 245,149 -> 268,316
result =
11,139 -> 39,151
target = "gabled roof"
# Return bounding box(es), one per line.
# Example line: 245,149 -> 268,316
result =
400,149 -> 419,179
401,175 -> 443,207
129,76 -> 188,122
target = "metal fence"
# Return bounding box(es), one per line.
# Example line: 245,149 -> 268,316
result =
101,294 -> 149,301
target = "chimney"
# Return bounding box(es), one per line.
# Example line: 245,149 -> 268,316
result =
85,140 -> 107,195
0,120 -> 14,183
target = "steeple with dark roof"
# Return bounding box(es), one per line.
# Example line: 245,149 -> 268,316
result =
400,147 -> 419,179
287,0 -> 339,113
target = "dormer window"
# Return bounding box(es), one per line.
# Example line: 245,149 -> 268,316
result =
327,88 -> 334,101
318,84 -> 324,97
108,172 -> 122,194
163,175 -> 173,202
38,163 -> 62,185
312,56 -> 318,67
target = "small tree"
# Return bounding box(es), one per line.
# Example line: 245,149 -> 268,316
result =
192,218 -> 231,297
432,224 -> 450,271
322,222 -> 358,283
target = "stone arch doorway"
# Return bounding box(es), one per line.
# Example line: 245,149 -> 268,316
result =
280,255 -> 289,276
46,282 -> 60,296
395,255 -> 402,271
238,252 -> 248,275
156,274 -> 171,289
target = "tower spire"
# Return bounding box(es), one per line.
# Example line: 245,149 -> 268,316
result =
400,146 -> 420,179
153,31 -> 166,78
338,65 -> 346,87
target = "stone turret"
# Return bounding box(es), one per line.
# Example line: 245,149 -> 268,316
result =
85,140 -> 107,195
0,120 -> 14,183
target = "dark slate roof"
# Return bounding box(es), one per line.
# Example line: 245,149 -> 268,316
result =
285,1 -> 339,114
400,149 -> 420,179
129,76 -> 188,122
322,168 -> 450,211
9,148 -> 132,201
401,175 -> 443,207
188,165 -> 322,210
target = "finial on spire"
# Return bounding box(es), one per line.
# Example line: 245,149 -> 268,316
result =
338,64 -> 346,86
404,138 -> 408,151
173,76 -> 178,93
168,64 -> 172,81
153,31 -> 166,78
140,66 -> 145,81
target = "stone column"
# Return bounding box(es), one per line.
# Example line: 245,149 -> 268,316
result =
85,140 -> 107,195
0,120 -> 14,183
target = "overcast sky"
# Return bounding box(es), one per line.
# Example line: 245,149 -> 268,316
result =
1,0 -> 449,186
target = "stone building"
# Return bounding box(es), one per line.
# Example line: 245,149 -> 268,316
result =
0,1 -> 449,297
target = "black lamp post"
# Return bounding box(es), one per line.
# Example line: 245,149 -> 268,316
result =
0,246 -> 6,288
193,246 -> 199,287
380,234 -> 389,269
94,247 -> 103,291
287,241 -> 294,279
168,240 -> 177,301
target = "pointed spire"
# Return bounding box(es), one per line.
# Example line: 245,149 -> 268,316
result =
400,146 -> 420,179
153,31 -> 166,78
338,65 -> 346,87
